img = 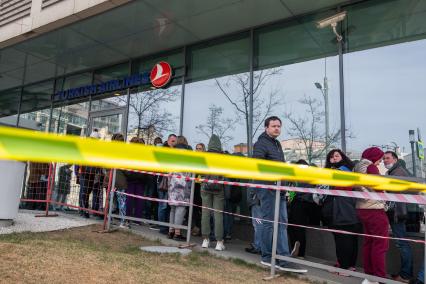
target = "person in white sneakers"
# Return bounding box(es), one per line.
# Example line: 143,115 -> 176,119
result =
200,135 -> 226,251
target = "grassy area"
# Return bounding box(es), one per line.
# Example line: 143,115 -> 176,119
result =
0,225 -> 308,284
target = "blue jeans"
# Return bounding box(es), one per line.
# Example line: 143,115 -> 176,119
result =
224,200 -> 236,238
251,204 -> 263,251
257,188 -> 290,264
157,191 -> 169,233
417,262 -> 424,283
391,222 -> 413,279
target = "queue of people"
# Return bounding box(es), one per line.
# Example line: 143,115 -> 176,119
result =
21,115 -> 422,283
246,116 -> 419,281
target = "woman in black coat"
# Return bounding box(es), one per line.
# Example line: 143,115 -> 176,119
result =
323,149 -> 360,275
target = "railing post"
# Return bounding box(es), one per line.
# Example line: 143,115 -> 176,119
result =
424,209 -> 426,283
104,169 -> 116,231
104,169 -> 115,230
45,163 -> 53,215
186,173 -> 196,244
270,181 -> 281,277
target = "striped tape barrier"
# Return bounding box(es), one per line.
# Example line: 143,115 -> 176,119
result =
0,125 -> 425,192
125,169 -> 426,205
113,189 -> 426,245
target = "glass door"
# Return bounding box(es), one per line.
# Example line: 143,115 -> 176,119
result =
88,107 -> 127,141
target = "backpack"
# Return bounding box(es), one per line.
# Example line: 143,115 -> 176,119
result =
202,175 -> 224,192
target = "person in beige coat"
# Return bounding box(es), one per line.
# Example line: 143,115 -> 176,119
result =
354,147 -> 388,279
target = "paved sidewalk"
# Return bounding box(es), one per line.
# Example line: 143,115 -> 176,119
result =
0,209 -> 99,234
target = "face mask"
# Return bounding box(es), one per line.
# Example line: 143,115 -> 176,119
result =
155,143 -> 163,147
384,163 -> 394,170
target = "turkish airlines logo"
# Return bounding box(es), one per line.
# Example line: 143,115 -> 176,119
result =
150,61 -> 172,88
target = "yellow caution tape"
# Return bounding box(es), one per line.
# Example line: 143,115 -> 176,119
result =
0,125 -> 424,192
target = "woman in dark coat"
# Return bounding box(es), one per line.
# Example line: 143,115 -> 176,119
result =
323,149 -> 360,275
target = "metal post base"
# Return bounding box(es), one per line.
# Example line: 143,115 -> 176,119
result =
35,213 -> 59,217
0,219 -> 13,227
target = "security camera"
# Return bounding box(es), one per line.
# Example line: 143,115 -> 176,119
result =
316,11 -> 346,29
316,11 -> 347,42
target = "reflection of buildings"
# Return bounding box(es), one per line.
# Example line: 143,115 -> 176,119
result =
234,139 -> 330,163
20,109 -> 50,131
50,105 -> 89,135
128,125 -> 161,144
91,115 -> 120,137
234,143 -> 248,154
23,100 -> 123,137
281,138 -> 326,164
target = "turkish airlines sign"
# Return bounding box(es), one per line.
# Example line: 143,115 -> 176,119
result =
53,62 -> 174,102
150,61 -> 172,88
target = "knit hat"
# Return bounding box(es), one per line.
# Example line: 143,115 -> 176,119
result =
361,147 -> 384,163
207,134 -> 222,153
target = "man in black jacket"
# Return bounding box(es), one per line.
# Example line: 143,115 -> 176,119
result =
384,151 -> 413,282
253,116 -> 307,273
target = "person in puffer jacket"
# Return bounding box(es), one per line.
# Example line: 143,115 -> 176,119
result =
354,147 -> 388,279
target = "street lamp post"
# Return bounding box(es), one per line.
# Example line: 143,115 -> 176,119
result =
315,79 -> 329,155
409,129 -> 416,177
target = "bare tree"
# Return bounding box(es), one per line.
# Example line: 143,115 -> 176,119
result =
285,95 -> 340,164
196,104 -> 235,147
214,69 -> 283,149
111,88 -> 179,143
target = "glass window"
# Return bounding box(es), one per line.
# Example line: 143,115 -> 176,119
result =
0,88 -> 21,126
344,0 -> 426,53
90,62 -> 129,111
19,80 -> 54,131
62,73 -> 92,90
132,49 -> 184,78
127,85 -> 181,144
344,37 -> 426,233
93,63 -> 129,84
255,11 -> 338,70
255,13 -> 341,165
50,102 -> 90,136
183,74 -> 252,153
188,34 -> 250,82
91,63 -> 130,112
253,56 -> 340,166
184,35 -> 251,152
344,39 -> 426,173
90,95 -> 128,112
